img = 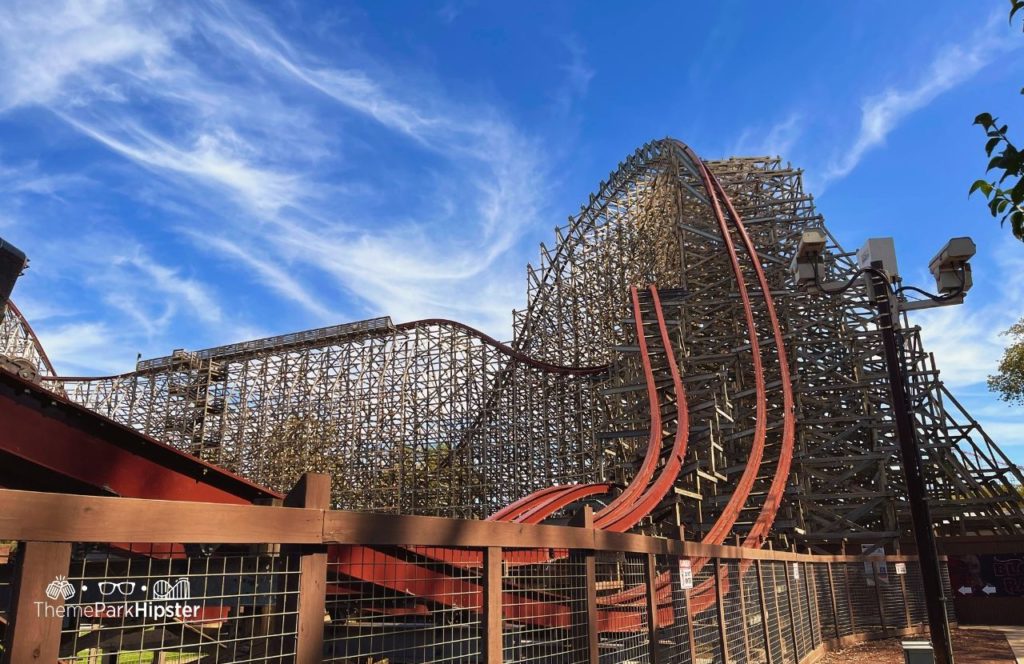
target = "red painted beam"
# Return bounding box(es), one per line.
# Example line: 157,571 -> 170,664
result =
0,370 -> 279,505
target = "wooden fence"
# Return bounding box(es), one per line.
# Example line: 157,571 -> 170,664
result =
0,474 -> 950,663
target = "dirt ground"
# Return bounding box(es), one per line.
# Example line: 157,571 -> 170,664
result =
818,629 -> 1015,663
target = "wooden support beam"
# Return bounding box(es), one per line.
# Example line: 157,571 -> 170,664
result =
756,560 -> 775,664
3,541 -> 72,663
871,561 -> 887,635
483,546 -> 503,664
645,553 -> 660,664
282,473 -> 330,664
569,506 -> 599,664
714,558 -> 729,662
826,563 -> 841,640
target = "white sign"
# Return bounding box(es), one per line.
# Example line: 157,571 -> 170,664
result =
792,563 -> 800,580
894,562 -> 907,576
678,559 -> 693,590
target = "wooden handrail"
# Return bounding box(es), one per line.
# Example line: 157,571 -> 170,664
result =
0,488 -> 939,565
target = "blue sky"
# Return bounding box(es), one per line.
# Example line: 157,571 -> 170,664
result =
1,1 -> 1022,459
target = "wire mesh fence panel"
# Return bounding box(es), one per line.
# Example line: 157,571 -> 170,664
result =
58,543 -> 299,664
812,564 -> 836,642
740,563 -> 768,664
880,568 -> 909,631
769,562 -> 796,664
721,561 -> 747,664
846,562 -> 882,633
803,563 -> 821,648
905,563 -> 928,626
324,545 -> 483,664
592,551 -> 651,664
502,548 -> 588,664
657,555 -> 693,664
758,561 -> 784,664
832,563 -> 854,637
786,563 -> 811,659
689,559 -> 722,664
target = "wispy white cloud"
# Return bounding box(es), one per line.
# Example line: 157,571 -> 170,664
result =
823,12 -> 1022,185
730,113 -> 803,159
0,0 -> 550,354
57,115 -> 307,215
0,0 -> 175,111
185,232 -> 337,320
552,36 -> 595,116
33,321 -> 131,374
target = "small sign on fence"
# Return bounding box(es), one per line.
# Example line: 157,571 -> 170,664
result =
679,559 -> 693,590
793,563 -> 800,580
895,562 -> 907,576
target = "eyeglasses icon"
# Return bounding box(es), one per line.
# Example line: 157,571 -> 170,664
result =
98,581 -> 136,596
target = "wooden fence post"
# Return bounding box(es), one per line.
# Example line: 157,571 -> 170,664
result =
569,506 -> 598,664
713,558 -> 729,662
645,553 -> 661,664
842,560 -> 856,633
483,546 -> 503,664
871,560 -> 887,635
755,560 -> 774,664
803,561 -> 817,649
3,541 -> 72,663
282,473 -> 330,664
826,562 -> 841,640
899,561 -> 912,627
783,561 -> 800,659
735,560 -> 751,658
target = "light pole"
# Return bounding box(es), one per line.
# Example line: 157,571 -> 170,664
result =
792,233 -> 976,664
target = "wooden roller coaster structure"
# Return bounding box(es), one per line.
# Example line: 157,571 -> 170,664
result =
2,138 -> 1023,643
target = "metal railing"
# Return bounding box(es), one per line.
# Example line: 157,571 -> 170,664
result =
0,475 -> 950,663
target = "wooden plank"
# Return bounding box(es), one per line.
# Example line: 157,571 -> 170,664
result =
756,560 -> 775,664
736,559 -> 751,657
645,553 -> 660,664
4,541 -> 72,663
843,562 -> 856,633
0,488 -> 941,565
783,561 -> 800,659
826,563 -> 841,640
483,546 -> 503,664
802,562 -> 817,649
569,507 -> 599,664
0,489 -> 322,544
714,558 -> 729,662
871,561 -> 887,635
283,473 -> 330,664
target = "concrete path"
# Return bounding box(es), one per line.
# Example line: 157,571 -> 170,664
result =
962,625 -> 1024,663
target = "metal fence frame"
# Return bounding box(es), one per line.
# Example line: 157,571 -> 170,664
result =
0,475 -> 950,663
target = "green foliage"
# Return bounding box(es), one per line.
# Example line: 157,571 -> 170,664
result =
989,317 -> 1024,405
970,1 -> 1024,242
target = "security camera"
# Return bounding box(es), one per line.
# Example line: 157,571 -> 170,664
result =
791,229 -> 828,290
796,229 -> 827,257
929,237 -> 976,295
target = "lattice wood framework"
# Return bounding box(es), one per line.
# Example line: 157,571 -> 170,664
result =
4,138 -> 1022,548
